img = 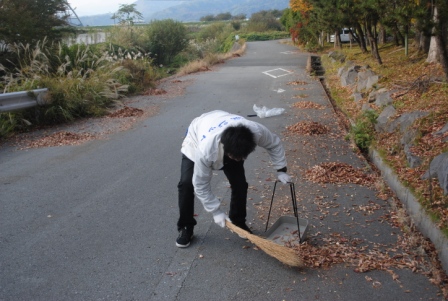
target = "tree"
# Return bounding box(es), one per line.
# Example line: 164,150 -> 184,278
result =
144,19 -> 188,65
115,4 -> 143,25
290,0 -> 313,14
247,10 -> 284,32
215,12 -> 232,21
425,1 -> 448,79
200,14 -> 215,22
308,0 -> 347,48
232,14 -> 247,21
413,0 -> 433,53
0,0 -> 70,45
281,8 -> 311,45
111,13 -> 119,25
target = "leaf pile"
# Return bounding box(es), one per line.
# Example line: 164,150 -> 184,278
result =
292,94 -> 309,99
144,88 -> 167,95
292,101 -> 325,109
25,131 -> 97,149
287,80 -> 308,86
295,231 -> 448,291
304,162 -> 375,186
287,121 -> 329,135
107,106 -> 144,118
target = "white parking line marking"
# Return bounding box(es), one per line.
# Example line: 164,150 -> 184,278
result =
262,68 -> 294,78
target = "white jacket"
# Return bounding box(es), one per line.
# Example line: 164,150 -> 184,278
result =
181,110 -> 287,213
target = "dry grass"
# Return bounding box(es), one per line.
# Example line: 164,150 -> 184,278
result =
177,43 -> 246,76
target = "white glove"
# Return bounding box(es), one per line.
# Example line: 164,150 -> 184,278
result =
277,172 -> 292,184
213,210 -> 229,228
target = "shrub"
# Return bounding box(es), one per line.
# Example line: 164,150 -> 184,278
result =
350,110 -> 378,152
239,31 -> 290,41
246,11 -> 284,32
144,19 -> 189,65
106,25 -> 148,50
231,21 -> 241,31
220,34 -> 243,53
118,59 -> 159,93
197,23 -> 228,42
0,39 -> 158,137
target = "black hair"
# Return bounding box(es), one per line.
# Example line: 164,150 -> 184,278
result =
220,125 -> 256,160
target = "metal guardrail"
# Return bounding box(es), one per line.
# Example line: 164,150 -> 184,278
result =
0,88 -> 48,113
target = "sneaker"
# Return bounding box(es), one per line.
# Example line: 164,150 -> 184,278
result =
176,226 -> 193,248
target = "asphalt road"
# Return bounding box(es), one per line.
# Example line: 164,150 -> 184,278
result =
0,40 -> 445,300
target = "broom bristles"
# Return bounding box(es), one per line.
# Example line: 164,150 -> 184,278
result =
226,220 -> 303,267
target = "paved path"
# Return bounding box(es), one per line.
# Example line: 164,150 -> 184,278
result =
0,40 -> 445,300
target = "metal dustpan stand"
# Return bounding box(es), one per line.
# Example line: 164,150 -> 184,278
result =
265,181 -> 308,243
264,216 -> 309,245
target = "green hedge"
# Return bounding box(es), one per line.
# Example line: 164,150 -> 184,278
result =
239,31 -> 290,41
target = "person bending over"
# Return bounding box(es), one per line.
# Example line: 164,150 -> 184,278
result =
176,110 -> 291,248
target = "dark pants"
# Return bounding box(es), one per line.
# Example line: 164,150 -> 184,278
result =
177,154 -> 248,230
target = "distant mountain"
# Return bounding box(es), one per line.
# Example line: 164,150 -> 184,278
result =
148,0 -> 289,22
79,0 -> 185,26
78,0 -> 289,26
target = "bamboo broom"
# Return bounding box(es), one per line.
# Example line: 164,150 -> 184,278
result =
226,220 -> 303,267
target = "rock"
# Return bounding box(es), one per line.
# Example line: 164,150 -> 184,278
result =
368,90 -> 376,103
356,69 -> 376,92
352,92 -> 363,102
374,88 -> 393,107
434,123 -> 448,136
366,75 -> 379,90
422,152 -> 448,195
375,105 -> 396,132
341,65 -> 359,87
337,62 -> 355,77
388,111 -> 429,134
401,127 -> 419,146
328,51 -> 346,63
361,104 -> 373,112
404,145 -> 422,167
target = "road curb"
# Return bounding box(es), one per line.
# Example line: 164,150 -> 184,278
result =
369,148 -> 448,273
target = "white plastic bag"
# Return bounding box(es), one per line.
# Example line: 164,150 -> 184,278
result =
253,104 -> 285,118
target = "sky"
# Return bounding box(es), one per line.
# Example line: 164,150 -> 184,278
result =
68,0 -> 137,17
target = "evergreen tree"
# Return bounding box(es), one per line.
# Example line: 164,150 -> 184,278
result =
0,0 -> 70,45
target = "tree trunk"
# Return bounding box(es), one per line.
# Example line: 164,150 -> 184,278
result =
354,22 -> 368,53
414,29 -> 430,53
427,6 -> 439,63
365,21 -> 382,65
426,5 -> 448,80
393,31 -> 400,46
398,25 -> 405,46
436,33 -> 448,80
334,30 -> 342,49
378,25 -> 386,44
